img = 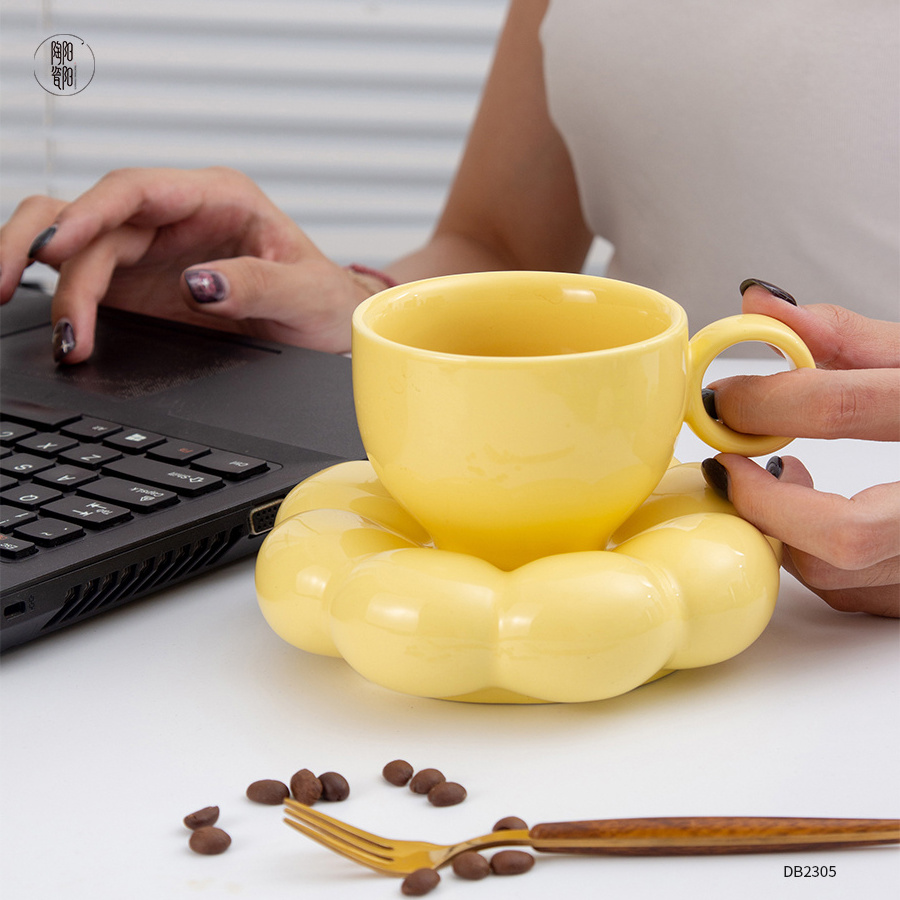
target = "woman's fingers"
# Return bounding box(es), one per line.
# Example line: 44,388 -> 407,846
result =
180,255 -> 369,354
707,454 -> 899,617
0,195 -> 68,302
709,368 -> 900,441
740,281 -> 900,370
25,168 -> 212,268
710,283 -> 900,442
49,224 -> 161,363
782,543 -> 900,592
782,566 -> 900,617
49,248 -> 365,363
719,454 -> 899,570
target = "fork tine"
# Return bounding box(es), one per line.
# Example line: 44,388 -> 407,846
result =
283,816 -> 392,873
283,799 -> 394,853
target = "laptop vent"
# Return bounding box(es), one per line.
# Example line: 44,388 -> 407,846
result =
42,526 -> 244,631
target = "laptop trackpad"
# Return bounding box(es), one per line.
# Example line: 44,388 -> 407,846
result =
2,296 -> 364,458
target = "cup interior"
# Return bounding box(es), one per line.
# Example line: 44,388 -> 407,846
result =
356,273 -> 682,358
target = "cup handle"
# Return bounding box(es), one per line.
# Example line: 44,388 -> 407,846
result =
686,313 -> 816,456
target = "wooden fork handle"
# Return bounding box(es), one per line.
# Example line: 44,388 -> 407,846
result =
529,817 -> 900,856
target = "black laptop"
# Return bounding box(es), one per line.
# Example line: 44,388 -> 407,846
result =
0,285 -> 365,651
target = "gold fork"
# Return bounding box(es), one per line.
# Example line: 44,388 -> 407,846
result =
283,800 -> 899,876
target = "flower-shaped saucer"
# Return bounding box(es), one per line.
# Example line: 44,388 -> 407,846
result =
255,460 -> 780,703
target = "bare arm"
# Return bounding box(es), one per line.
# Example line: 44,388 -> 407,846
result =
387,0 -> 593,282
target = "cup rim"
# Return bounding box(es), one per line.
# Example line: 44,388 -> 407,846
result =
352,271 -> 687,362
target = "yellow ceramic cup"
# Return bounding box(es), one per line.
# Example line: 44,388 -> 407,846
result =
352,272 -> 814,570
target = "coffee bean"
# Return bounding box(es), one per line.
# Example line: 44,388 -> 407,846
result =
189,826 -> 232,855
490,850 -> 534,875
183,806 -> 219,830
246,779 -> 290,805
401,867 -> 440,896
427,781 -> 467,807
383,759 -> 414,786
409,768 -> 445,794
451,851 -> 490,880
290,768 -> 323,805
319,771 -> 350,802
493,816 -> 528,831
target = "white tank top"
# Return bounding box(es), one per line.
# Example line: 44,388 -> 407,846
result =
540,0 -> 899,327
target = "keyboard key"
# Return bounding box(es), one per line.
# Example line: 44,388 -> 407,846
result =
80,477 -> 178,511
146,441 -> 210,464
2,400 -> 80,429
33,465 -> 98,491
0,506 -> 37,530
59,444 -> 123,470
191,451 -> 268,480
0,533 -> 37,560
16,432 -> 80,457
0,474 -> 19,490
42,497 -> 131,530
60,417 -> 123,442
0,421 -> 37,445
15,518 -> 84,547
104,456 -> 223,496
0,453 -> 55,477
1,484 -> 64,509
104,430 -> 166,453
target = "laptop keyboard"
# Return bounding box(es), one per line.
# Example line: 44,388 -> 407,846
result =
0,401 -> 273,562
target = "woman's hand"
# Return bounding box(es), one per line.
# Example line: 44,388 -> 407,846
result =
0,0 -> 593,364
0,167 -> 376,361
702,280 -> 900,617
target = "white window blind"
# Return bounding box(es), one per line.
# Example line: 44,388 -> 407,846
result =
1,0 -> 510,270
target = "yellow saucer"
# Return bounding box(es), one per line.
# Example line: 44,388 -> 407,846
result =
254,461 -> 781,703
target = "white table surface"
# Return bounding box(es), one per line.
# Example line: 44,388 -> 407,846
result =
2,356 -> 899,900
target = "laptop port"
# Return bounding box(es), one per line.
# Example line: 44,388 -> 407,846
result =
249,498 -> 284,536
4,601 -> 27,619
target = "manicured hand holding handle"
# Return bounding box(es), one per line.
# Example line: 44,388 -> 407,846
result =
702,281 -> 900,617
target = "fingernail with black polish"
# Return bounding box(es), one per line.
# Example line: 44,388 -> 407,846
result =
765,456 -> 784,479
185,269 -> 228,304
701,457 -> 730,501
702,387 -> 719,421
739,278 -> 798,306
52,318 -> 75,363
28,224 -> 58,259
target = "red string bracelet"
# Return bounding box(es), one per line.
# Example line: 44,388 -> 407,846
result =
345,264 -> 398,291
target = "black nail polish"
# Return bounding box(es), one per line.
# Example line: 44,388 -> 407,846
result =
28,224 -> 58,259
701,458 -> 730,501
739,279 -> 798,306
765,456 -> 784,479
702,387 -> 719,421
52,318 -> 75,363
185,269 -> 228,304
